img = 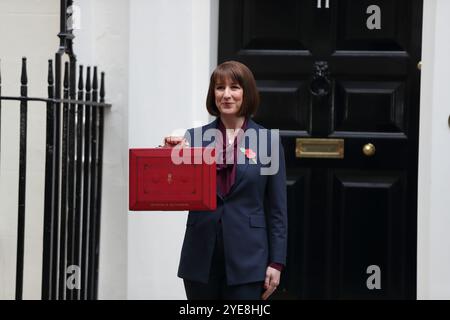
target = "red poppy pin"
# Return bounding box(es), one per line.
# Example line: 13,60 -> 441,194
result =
240,147 -> 257,164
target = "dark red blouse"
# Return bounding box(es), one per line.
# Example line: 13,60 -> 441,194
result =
216,117 -> 247,196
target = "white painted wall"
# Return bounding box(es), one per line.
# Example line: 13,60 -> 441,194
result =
0,0 -> 59,300
74,0 -> 129,300
127,0 -> 218,299
417,0 -> 450,300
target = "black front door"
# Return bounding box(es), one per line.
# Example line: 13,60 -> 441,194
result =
218,0 -> 422,299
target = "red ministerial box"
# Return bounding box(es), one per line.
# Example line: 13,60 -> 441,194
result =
129,148 -> 216,211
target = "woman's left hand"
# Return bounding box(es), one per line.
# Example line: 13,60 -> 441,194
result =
261,266 -> 281,300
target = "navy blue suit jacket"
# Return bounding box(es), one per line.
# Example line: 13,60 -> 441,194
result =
177,118 -> 287,285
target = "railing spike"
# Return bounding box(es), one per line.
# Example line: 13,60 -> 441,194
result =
93,66 -> 98,91
21,58 -> 28,98
47,60 -> 54,99
63,61 -> 69,89
100,72 -> 105,102
78,65 -> 84,91
86,66 -> 91,92
21,57 -> 28,86
47,60 -> 54,85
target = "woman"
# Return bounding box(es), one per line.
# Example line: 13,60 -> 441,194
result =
164,61 -> 287,300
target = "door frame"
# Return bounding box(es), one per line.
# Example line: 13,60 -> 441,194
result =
417,0 -> 450,299
209,0 -> 450,299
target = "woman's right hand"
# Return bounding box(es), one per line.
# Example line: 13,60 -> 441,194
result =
162,136 -> 189,148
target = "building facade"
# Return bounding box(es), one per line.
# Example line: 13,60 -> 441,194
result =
0,0 -> 449,299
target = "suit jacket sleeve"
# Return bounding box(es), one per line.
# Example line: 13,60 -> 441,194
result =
265,134 -> 288,265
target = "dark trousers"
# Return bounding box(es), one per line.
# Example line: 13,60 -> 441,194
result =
183,221 -> 263,300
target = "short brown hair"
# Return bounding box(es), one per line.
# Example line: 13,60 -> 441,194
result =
206,61 -> 260,118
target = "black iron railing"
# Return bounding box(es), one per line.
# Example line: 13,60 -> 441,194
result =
0,0 -> 111,300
